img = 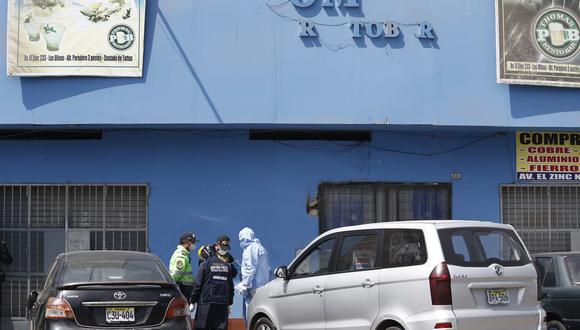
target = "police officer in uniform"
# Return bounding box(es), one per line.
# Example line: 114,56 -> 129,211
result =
169,233 -> 198,301
191,235 -> 235,330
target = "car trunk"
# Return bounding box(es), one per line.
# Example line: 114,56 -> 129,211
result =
448,263 -> 540,330
61,283 -> 177,327
438,226 -> 542,330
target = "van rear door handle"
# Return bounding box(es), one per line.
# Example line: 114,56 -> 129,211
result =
362,279 -> 375,288
312,286 -> 324,294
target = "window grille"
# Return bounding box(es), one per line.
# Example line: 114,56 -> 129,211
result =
501,185 -> 580,254
318,183 -> 451,233
0,184 -> 148,319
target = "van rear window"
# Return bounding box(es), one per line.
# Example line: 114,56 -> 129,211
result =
438,227 -> 531,267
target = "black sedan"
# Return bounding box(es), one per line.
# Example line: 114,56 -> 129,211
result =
27,250 -> 191,329
534,252 -> 580,330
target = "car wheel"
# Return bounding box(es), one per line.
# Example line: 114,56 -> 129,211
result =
385,327 -> 403,330
253,317 -> 276,330
547,320 -> 566,330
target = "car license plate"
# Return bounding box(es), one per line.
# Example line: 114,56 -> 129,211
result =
105,307 -> 135,323
486,288 -> 510,305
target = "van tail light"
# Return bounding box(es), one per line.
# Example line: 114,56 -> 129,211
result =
429,262 -> 452,305
166,297 -> 189,318
533,262 -> 542,301
45,297 -> 74,319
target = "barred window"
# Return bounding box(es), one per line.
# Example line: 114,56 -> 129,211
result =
0,185 -> 148,319
501,185 -> 580,254
318,183 -> 451,233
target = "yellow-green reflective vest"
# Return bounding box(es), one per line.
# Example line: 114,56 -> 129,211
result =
169,245 -> 194,286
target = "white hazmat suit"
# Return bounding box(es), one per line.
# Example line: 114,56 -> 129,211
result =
236,227 -> 270,322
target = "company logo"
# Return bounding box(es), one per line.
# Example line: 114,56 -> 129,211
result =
535,8 -> 580,60
494,265 -> 504,277
108,25 -> 135,51
113,291 -> 127,300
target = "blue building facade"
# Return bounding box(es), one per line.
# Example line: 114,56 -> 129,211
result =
1,0 -> 580,327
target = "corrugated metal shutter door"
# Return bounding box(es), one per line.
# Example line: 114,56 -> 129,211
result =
501,185 -> 580,254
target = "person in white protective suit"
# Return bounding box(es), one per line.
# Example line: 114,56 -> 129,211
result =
235,227 -> 271,323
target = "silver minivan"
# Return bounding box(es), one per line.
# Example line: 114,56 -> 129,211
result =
247,220 -> 546,330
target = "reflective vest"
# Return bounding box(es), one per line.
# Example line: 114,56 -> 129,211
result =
169,245 -> 194,286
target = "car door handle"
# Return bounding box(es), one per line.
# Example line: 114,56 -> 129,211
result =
312,286 -> 324,294
362,279 -> 375,288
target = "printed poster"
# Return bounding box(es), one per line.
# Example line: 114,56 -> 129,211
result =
7,0 -> 146,77
497,0 -> 580,88
517,131 -> 580,181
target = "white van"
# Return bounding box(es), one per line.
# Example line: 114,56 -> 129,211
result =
247,221 -> 546,330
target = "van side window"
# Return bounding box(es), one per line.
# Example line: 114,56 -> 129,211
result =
383,229 -> 427,268
336,234 -> 377,272
535,257 -> 557,287
293,238 -> 336,278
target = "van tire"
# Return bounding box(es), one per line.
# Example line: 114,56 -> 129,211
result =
253,317 -> 277,330
547,320 -> 566,330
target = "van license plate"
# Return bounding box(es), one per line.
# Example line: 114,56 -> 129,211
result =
486,288 -> 510,305
105,307 -> 135,323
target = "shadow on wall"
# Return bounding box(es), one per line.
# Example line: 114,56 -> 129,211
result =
19,0 -> 159,110
509,84 -> 580,119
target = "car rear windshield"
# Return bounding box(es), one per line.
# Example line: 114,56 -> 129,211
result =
438,227 -> 531,267
565,256 -> 580,285
57,254 -> 171,285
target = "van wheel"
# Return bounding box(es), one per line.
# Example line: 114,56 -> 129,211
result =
547,320 -> 566,330
253,317 -> 276,330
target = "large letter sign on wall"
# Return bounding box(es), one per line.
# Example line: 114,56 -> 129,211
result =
497,0 -> 580,88
517,131 -> 580,181
7,0 -> 146,77
276,0 -> 435,43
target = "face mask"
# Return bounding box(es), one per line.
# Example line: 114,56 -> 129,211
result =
217,248 -> 229,256
189,244 -> 197,253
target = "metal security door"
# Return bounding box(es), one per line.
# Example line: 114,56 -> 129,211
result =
0,184 -> 148,325
501,184 -> 580,254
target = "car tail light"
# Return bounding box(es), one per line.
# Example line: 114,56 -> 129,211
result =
45,297 -> 74,319
434,322 -> 453,329
429,262 -> 452,305
166,297 -> 188,318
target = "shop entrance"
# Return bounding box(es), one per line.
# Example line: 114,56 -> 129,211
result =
501,184 -> 580,254
0,184 -> 148,329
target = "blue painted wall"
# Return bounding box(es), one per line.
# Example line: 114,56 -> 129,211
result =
0,0 -> 579,126
0,128 -> 516,267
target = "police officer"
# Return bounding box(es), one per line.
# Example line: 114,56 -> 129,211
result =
169,233 -> 198,301
191,235 -> 235,330
0,240 -> 13,326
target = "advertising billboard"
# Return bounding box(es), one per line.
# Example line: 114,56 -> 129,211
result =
7,0 -> 146,77
517,131 -> 580,181
497,0 -> 580,88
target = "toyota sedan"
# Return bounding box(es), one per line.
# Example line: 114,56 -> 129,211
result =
27,250 -> 191,329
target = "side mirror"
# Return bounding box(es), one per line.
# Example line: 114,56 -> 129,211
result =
275,266 -> 289,280
27,291 -> 39,311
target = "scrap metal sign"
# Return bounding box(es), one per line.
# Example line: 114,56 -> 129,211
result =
517,131 -> 580,181
7,0 -> 146,77
497,0 -> 580,88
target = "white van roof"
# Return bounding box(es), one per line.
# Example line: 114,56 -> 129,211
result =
322,220 -> 512,237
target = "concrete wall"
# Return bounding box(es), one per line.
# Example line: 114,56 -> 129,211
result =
0,0 -> 579,126
0,128 -> 517,268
